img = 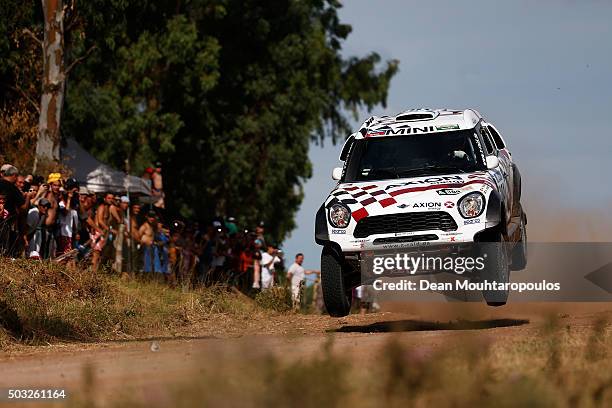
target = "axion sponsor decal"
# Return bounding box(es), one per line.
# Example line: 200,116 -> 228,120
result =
444,201 -> 455,208
437,188 -> 462,195
412,202 -> 441,209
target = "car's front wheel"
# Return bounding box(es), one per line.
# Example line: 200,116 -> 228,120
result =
321,246 -> 352,317
479,232 -> 510,306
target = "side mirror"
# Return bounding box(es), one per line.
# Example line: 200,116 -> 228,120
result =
332,167 -> 343,181
486,155 -> 500,169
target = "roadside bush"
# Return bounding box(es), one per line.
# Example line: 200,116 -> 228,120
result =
0,259 -> 261,347
254,287 -> 292,312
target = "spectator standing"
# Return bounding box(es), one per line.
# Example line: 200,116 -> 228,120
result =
255,221 -> 266,248
92,193 -> 114,271
152,163 -> 164,209
0,164 -> 26,256
26,198 -> 53,258
260,244 -> 281,290
286,253 -> 320,308
56,191 -> 79,258
129,203 -> 142,273
111,196 -> 129,273
139,210 -> 158,274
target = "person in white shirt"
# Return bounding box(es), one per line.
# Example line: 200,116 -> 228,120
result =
260,244 -> 282,289
286,253 -> 320,307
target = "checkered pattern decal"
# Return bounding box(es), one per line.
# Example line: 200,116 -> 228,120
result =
330,184 -> 397,222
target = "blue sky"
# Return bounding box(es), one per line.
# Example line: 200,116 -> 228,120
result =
284,0 -> 612,270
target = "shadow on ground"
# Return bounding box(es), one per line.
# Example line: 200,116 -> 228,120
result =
334,318 -> 529,333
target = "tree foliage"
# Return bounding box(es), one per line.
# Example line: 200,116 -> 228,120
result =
2,0 -> 398,243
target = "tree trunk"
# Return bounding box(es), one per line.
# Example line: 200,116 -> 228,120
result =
35,0 -> 65,171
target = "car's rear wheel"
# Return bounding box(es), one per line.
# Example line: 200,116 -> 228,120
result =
479,231 -> 510,306
321,246 -> 352,317
511,212 -> 528,271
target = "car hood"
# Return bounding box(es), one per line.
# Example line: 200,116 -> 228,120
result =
326,172 -> 496,222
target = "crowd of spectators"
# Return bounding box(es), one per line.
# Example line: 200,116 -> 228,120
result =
0,162 -> 319,304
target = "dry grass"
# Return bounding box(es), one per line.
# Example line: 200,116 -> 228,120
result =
64,316 -> 612,408
0,258 -> 259,347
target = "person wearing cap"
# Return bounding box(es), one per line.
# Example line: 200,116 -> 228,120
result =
26,198 -> 54,258
255,221 -> 267,249
142,167 -> 154,181
225,216 -> 238,236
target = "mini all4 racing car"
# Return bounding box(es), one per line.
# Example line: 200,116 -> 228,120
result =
315,109 -> 527,316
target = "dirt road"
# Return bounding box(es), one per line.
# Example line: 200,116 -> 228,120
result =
1,303 -> 610,406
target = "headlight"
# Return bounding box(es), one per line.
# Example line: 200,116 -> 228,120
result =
328,203 -> 351,228
458,192 -> 485,218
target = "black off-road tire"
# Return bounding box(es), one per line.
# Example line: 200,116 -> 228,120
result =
511,212 -> 528,271
321,247 -> 352,317
480,232 -> 510,306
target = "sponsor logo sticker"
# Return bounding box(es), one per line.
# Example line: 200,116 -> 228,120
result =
435,124 -> 460,130
444,201 -> 455,208
464,219 -> 481,225
331,229 -> 347,234
437,188 -> 462,195
413,202 -> 441,209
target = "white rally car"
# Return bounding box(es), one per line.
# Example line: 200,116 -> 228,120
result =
315,109 -> 527,316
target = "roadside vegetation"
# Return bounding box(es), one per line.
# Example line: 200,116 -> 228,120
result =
0,258 -> 287,348
68,316 -> 612,408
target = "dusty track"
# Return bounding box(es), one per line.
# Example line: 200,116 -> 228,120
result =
1,303 -> 610,406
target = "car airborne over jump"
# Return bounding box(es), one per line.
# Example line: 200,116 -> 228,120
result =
315,109 -> 527,316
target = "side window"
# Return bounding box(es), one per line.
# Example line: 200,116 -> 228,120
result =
487,126 -> 506,149
480,127 -> 495,155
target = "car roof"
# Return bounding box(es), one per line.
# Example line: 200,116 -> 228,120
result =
353,108 -> 483,139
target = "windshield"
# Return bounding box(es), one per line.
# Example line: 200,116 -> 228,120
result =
344,129 -> 484,182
